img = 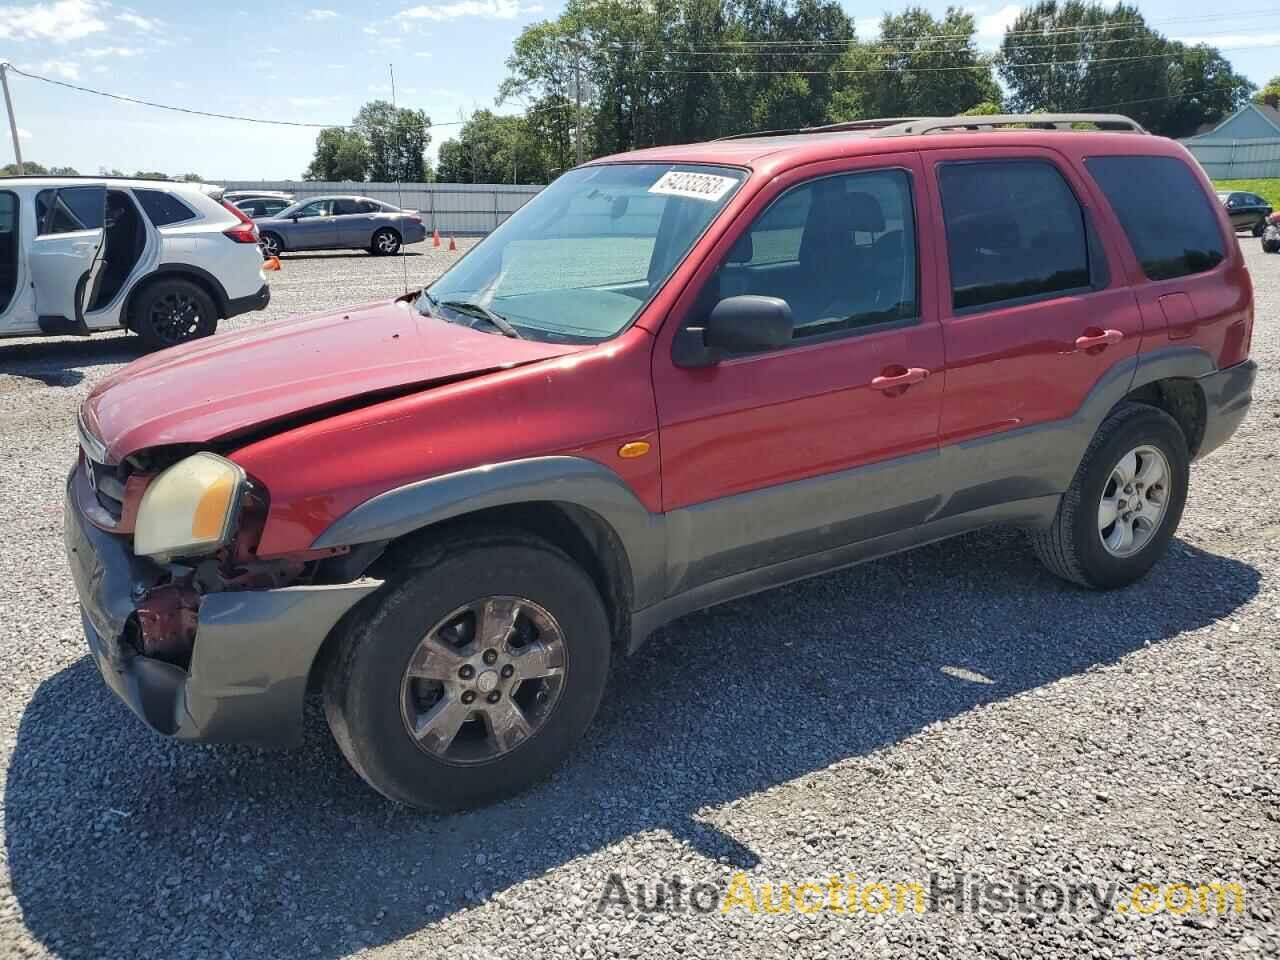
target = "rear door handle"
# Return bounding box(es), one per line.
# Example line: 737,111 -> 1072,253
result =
1075,328 -> 1124,350
871,366 -> 930,391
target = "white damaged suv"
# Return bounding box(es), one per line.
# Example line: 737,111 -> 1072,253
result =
0,176 -> 270,349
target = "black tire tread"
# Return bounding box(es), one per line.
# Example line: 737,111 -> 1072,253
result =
128,278 -> 217,351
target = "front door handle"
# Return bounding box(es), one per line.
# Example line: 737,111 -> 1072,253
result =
871,366 -> 930,391
1075,328 -> 1124,350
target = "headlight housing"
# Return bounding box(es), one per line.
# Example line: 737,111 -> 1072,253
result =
133,452 -> 246,561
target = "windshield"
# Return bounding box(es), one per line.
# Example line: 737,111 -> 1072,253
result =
421,163 -> 746,343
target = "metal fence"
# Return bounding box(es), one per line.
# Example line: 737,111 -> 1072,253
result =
217,180 -> 545,235
1182,138 -> 1280,180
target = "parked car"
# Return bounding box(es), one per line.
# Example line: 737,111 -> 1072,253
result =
223,189 -> 294,205
233,196 -> 294,219
0,176 -> 269,348
255,196 -> 427,257
1262,211 -> 1280,253
1217,190 -> 1273,235
65,114 -> 1255,811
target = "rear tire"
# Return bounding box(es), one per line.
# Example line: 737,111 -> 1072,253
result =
323,529 -> 612,811
259,232 -> 283,258
1251,219 -> 1266,237
128,278 -> 218,350
1030,403 -> 1189,589
370,228 -> 401,256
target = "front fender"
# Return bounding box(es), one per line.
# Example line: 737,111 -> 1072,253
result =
310,456 -> 668,609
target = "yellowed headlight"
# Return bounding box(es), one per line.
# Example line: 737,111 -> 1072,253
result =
133,453 -> 246,560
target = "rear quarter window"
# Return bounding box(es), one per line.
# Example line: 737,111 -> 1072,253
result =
133,189 -> 198,227
1084,156 -> 1225,281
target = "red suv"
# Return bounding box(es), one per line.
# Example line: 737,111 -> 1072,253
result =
65,114 -> 1256,810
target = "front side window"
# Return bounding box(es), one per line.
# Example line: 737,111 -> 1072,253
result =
939,160 -> 1091,311
1085,156 -> 1225,281
0,191 -> 17,314
133,189 -> 196,226
36,187 -> 105,235
701,168 -> 918,341
423,163 -> 746,343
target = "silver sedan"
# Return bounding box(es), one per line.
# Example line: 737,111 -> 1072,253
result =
255,195 -> 428,257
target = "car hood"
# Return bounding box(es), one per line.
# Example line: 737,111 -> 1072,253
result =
83,299 -> 586,462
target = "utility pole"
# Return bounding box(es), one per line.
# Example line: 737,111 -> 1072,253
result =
565,39 -> 587,167
0,64 -> 23,171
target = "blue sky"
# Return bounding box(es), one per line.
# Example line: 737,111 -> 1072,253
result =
0,0 -> 1276,180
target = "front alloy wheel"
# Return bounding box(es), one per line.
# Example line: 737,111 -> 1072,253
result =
400,597 -> 567,764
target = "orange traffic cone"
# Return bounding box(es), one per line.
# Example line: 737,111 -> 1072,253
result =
432,228 -> 441,248
448,236 -> 457,251
262,256 -> 282,272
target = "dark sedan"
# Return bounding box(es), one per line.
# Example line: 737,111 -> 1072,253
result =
255,196 -> 428,257
1217,191 -> 1274,236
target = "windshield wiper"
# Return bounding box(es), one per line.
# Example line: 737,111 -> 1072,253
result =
438,300 -> 522,339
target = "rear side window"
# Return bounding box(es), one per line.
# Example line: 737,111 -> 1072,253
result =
36,187 -> 105,235
938,160 -> 1091,311
1085,156 -> 1225,281
133,189 -> 197,226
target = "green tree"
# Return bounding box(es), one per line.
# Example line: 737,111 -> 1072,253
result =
1,161 -> 48,175
963,100 -> 1004,115
132,170 -> 169,180
998,1 -> 1251,136
304,127 -> 370,181
353,101 -> 432,182
1253,74 -> 1280,105
435,110 -> 553,183
838,8 -> 1000,121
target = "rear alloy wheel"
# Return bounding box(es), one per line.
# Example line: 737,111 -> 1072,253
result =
1030,403 -> 1188,588
129,279 -> 217,350
323,531 -> 611,811
259,232 -> 283,258
371,228 -> 401,256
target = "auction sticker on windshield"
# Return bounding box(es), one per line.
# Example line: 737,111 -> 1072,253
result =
648,170 -> 738,202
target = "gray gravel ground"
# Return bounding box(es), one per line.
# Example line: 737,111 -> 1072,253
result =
0,240 -> 1277,959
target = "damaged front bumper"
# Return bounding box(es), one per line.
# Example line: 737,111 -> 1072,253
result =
63,465 -> 381,748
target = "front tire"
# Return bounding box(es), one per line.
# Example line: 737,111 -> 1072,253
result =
1030,403 -> 1189,589
323,530 -> 612,811
128,278 -> 218,350
370,228 -> 401,256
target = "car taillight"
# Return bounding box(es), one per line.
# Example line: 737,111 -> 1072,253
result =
221,200 -> 260,244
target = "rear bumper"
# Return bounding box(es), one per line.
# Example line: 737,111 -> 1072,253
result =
64,466 -> 380,748
226,282 -> 271,318
1196,359 -> 1256,459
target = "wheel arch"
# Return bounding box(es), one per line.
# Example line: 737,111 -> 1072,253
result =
122,263 -> 231,326
1113,345 -> 1214,459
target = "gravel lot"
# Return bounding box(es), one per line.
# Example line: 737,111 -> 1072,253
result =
0,240 -> 1277,960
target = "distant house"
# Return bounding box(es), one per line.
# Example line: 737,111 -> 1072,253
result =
1181,96 -> 1280,179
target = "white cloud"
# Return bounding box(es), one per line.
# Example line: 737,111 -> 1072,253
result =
1174,32 -> 1280,49
977,4 -> 1020,40
0,0 -> 106,42
362,25 -> 377,34
398,0 -> 538,22
83,45 -> 142,57
306,8 -> 338,19
854,16 -> 880,39
116,11 -> 159,31
28,58 -> 79,79
414,50 -> 432,58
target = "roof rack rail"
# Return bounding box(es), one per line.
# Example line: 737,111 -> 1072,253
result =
716,117 -> 927,141
870,113 -> 1146,137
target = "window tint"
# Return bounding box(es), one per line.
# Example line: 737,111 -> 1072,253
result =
939,160 -> 1090,310
1085,156 -> 1225,281
36,187 -> 105,235
133,189 -> 196,226
703,168 -> 918,342
358,200 -> 381,213
332,198 -> 363,215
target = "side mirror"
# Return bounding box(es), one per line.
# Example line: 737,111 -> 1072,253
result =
673,295 -> 794,367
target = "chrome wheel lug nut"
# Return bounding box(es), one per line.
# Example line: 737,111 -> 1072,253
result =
500,664 -> 514,679
461,690 -> 476,704
486,691 -> 501,704
458,665 -> 475,680
482,649 -> 498,665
